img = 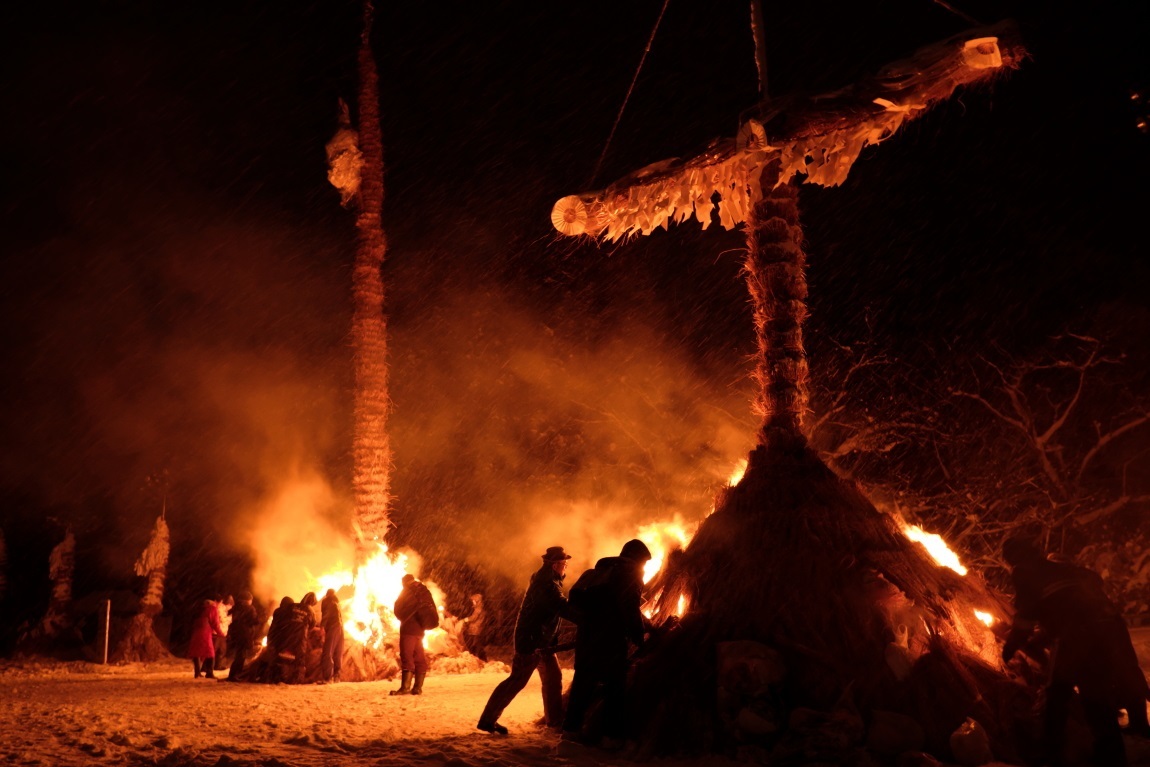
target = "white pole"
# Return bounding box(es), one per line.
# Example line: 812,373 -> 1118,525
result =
102,599 -> 111,664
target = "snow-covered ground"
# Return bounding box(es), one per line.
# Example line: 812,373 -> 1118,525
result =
0,656 -> 740,767
2,629 -> 1148,767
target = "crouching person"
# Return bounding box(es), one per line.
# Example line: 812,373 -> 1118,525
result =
478,546 -> 579,735
391,573 -> 438,695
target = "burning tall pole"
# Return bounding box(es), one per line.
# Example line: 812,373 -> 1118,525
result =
328,0 -> 392,560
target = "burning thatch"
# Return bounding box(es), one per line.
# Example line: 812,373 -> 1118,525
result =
551,22 -> 1023,242
631,438 -> 1030,761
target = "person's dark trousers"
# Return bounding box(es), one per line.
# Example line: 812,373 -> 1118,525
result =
480,651 -> 564,727
1081,694 -> 1127,766
564,659 -> 628,740
563,665 -> 604,736
599,668 -> 628,740
322,629 -> 345,681
399,634 -> 429,673
227,641 -> 249,680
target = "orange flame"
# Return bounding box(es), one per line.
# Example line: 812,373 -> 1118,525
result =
899,522 -> 997,631
727,459 -> 748,487
311,543 -> 450,651
901,524 -> 968,576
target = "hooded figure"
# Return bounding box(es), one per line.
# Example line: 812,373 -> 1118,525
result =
1001,535 -> 1150,766
562,539 -> 652,745
188,595 -> 223,679
391,574 -> 438,696
267,596 -> 306,658
478,546 -> 579,735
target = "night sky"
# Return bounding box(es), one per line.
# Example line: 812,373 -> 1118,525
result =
1,1 -> 1147,644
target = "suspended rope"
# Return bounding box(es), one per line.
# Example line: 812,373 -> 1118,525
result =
931,0 -> 983,26
750,0 -> 769,104
586,0 -> 672,189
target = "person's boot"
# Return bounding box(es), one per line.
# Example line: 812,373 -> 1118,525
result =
477,720 -> 509,735
192,658 -> 202,678
389,671 -> 412,696
203,657 -> 215,679
411,670 -> 426,695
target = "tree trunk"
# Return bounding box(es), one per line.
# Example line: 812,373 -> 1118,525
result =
351,0 -> 391,559
112,515 -> 172,663
744,165 -> 808,445
40,529 -> 76,640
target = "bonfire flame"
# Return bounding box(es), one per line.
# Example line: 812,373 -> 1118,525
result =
312,542 -> 450,651
900,522 -> 996,628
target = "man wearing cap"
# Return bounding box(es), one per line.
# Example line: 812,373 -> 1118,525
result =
478,546 -> 580,735
562,538 -> 652,747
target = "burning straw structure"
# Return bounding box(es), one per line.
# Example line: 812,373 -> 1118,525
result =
554,22 -> 1035,763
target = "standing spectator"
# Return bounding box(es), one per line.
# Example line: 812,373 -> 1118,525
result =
297,592 -> 319,630
320,588 -> 345,683
214,595 -> 234,670
562,539 -> 651,747
188,594 -> 224,679
390,573 -> 438,696
1001,536 -> 1150,767
267,596 -> 305,658
478,546 -> 579,735
225,591 -> 259,682
462,593 -> 488,661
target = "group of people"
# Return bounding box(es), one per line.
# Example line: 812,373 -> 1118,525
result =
254,588 -> 347,684
187,591 -> 259,680
188,535 -> 1149,764
189,574 -> 443,689
188,588 -> 343,684
477,538 -> 653,750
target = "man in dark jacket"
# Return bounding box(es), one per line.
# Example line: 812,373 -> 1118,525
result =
391,573 -> 437,695
225,591 -> 259,682
562,539 -> 651,746
267,596 -> 305,658
1001,536 -> 1150,767
477,546 -> 580,735
320,588 -> 344,683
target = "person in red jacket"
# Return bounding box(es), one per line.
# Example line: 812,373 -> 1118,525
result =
188,595 -> 224,679
391,573 -> 438,696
